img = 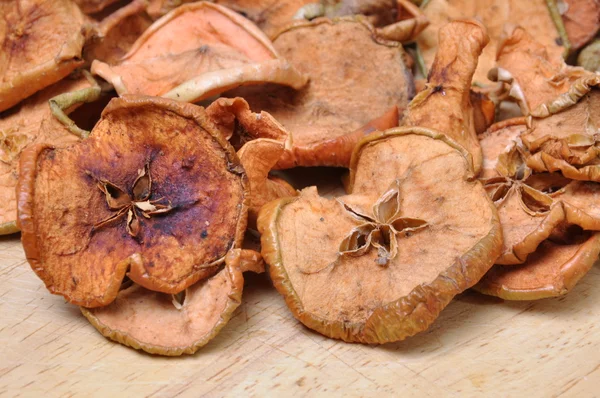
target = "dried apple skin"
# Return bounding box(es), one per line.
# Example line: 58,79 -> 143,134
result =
259,128 -> 503,344
17,95 -> 249,307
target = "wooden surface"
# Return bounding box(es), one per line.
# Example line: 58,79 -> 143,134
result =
1,170 -> 600,397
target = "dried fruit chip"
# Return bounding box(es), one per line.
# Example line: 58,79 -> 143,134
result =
84,0 -> 153,65
92,2 -> 307,101
17,95 -> 248,307
0,0 -> 88,112
559,0 -> 600,50
232,17 -> 412,168
480,121 -> 600,264
0,75 -> 95,235
404,19 -> 488,174
416,0 -> 569,85
258,21 -> 502,343
475,232 -> 600,300
491,26 -> 584,113
81,248 -> 264,356
259,128 -> 501,343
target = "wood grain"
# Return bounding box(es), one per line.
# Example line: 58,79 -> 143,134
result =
1,170 -> 599,397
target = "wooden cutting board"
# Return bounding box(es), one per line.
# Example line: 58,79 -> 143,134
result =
1,169 -> 599,397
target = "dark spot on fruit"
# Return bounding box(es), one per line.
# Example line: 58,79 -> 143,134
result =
432,85 -> 444,94
555,37 -> 563,46
181,156 -> 196,169
201,230 -> 208,238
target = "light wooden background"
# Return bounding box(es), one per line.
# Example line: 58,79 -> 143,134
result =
1,169 -> 599,397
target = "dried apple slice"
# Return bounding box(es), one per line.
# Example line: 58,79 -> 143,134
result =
92,2 -> 307,100
0,0 -> 88,112
0,75 -> 98,235
81,248 -> 264,356
490,26 -> 589,113
232,17 -> 412,168
416,0 -> 569,85
259,128 -> 501,343
84,0 -> 153,65
258,21 -> 502,343
17,96 -> 248,307
404,19 -> 488,174
560,0 -> 600,50
475,232 -> 600,300
479,121 -> 600,265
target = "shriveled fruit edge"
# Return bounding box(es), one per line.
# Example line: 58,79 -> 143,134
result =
480,118 -> 600,264
529,73 -> 600,118
347,127 -> 474,192
527,153 -> 600,182
124,2 -> 279,61
162,58 -> 308,103
0,41 -> 86,113
101,95 -> 251,294
80,250 -> 248,356
271,16 -> 405,49
258,127 -> 503,343
275,106 -> 399,169
522,73 -> 600,179
493,199 -> 600,265
483,117 -> 528,135
474,232 -> 600,300
17,144 -> 130,306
